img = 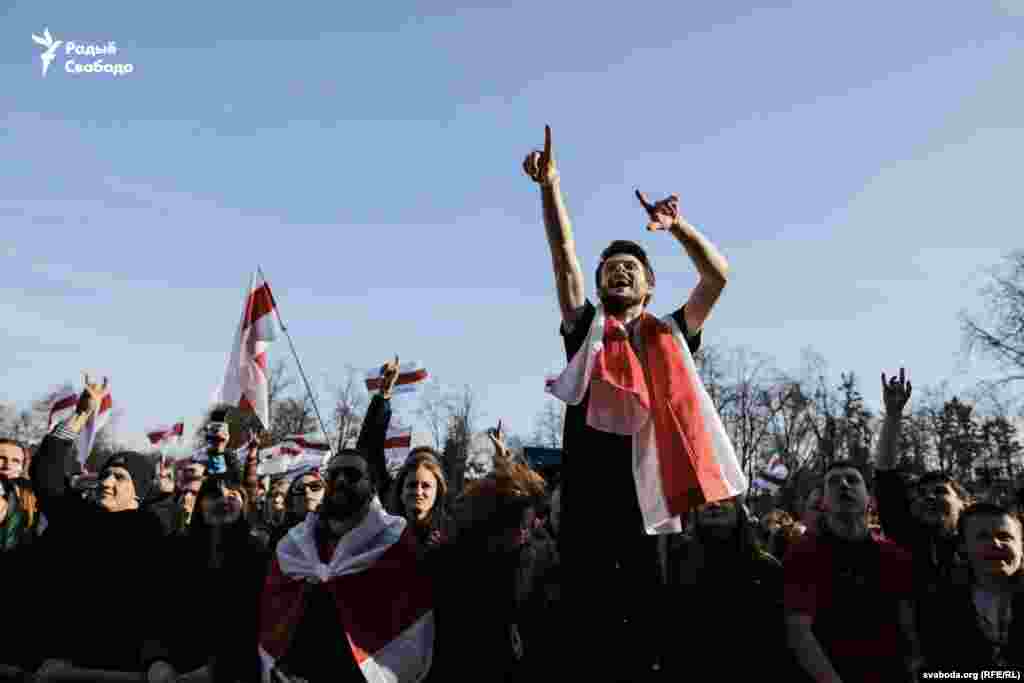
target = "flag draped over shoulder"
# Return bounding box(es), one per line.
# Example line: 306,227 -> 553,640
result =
258,499 -> 434,683
548,303 -> 747,534
214,271 -> 279,430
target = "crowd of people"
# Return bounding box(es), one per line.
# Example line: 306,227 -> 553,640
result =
0,127 -> 1021,681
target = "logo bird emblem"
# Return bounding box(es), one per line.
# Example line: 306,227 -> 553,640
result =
31,28 -> 62,78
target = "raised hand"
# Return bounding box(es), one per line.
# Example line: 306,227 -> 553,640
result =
881,368 -> 912,415
75,373 -> 109,417
522,125 -> 559,186
635,190 -> 684,232
488,419 -> 512,460
379,355 -> 400,399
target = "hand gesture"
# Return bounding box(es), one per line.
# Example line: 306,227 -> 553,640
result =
635,190 -> 684,232
488,420 -> 512,460
881,368 -> 912,415
523,125 -> 559,186
379,355 -> 400,399
75,373 -> 109,417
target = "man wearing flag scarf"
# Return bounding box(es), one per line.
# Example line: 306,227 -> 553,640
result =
523,126 -> 746,680
258,448 -> 433,683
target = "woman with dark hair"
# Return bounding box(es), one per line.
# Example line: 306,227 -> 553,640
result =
389,447 -> 453,554
169,473 -> 270,682
426,437 -> 559,683
664,496 -> 795,678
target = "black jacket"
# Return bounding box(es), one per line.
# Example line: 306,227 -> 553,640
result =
26,434 -> 174,672
167,516 -> 270,681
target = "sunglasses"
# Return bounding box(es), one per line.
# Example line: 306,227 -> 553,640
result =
292,482 -> 325,495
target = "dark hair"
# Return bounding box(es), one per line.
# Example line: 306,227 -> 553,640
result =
916,471 -> 970,503
595,240 -> 656,305
956,502 -> 1022,540
823,460 -> 871,487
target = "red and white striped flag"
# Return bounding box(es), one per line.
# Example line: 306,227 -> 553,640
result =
282,433 -> 331,452
366,362 -> 429,396
383,425 -> 413,473
78,392 -> 113,468
213,271 -> 279,430
259,502 -> 434,682
48,388 -> 79,429
147,421 -> 185,447
257,442 -> 323,477
548,303 -> 747,534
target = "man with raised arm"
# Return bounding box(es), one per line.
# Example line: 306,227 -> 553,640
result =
523,126 -> 745,681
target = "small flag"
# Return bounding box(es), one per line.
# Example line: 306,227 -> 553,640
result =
78,392 -> 113,467
365,362 -> 429,396
147,421 -> 185,447
47,388 -> 79,429
282,434 -> 331,452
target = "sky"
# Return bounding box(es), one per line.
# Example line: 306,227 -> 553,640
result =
1,1 -> 1022,452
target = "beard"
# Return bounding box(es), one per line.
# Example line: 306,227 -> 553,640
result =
321,483 -> 373,522
598,287 -> 645,316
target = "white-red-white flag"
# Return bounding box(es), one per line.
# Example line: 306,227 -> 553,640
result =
283,433 -> 331,452
78,392 -> 113,468
147,421 -> 185,448
257,442 -> 322,477
366,362 -> 429,396
47,388 -> 79,429
213,271 -> 279,430
383,425 -> 413,473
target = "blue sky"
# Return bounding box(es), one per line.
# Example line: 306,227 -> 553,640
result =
1,1 -> 1021,451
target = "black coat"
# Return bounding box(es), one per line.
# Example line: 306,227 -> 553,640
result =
167,517 -> 270,681
26,434 -> 174,672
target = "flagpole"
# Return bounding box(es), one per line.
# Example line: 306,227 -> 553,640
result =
257,266 -> 334,459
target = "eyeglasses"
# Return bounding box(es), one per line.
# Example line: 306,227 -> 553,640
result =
291,482 -> 324,495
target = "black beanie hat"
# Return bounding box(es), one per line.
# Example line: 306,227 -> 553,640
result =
101,451 -> 156,502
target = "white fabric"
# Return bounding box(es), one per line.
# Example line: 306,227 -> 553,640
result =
276,497 -> 407,582
549,303 -> 746,534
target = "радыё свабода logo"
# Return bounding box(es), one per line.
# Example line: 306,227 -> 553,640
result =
31,28 -> 62,77
32,27 -> 134,78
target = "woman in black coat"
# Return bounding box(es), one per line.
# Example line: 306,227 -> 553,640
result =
169,473 -> 270,682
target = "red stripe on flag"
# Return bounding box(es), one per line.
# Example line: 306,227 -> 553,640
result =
253,352 -> 268,371
99,394 -> 113,414
239,394 -> 255,415
172,422 -> 184,436
244,283 -> 276,330
383,434 -> 412,449
643,317 -> 728,514
365,368 -> 428,391
147,432 -> 164,445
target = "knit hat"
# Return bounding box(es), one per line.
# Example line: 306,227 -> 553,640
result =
100,451 -> 156,502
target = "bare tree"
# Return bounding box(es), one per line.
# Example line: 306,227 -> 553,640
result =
416,379 -> 453,450
331,366 -> 367,451
961,250 -> 1024,386
531,400 -> 564,449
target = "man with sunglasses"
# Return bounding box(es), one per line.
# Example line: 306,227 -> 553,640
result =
258,449 -> 434,682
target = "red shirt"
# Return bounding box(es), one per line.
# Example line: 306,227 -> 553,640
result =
784,528 -> 914,681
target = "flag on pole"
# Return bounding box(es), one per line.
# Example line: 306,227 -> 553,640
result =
147,422 -> 185,448
366,362 -> 429,396
78,392 -> 113,468
48,388 -> 79,429
213,270 -> 279,430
